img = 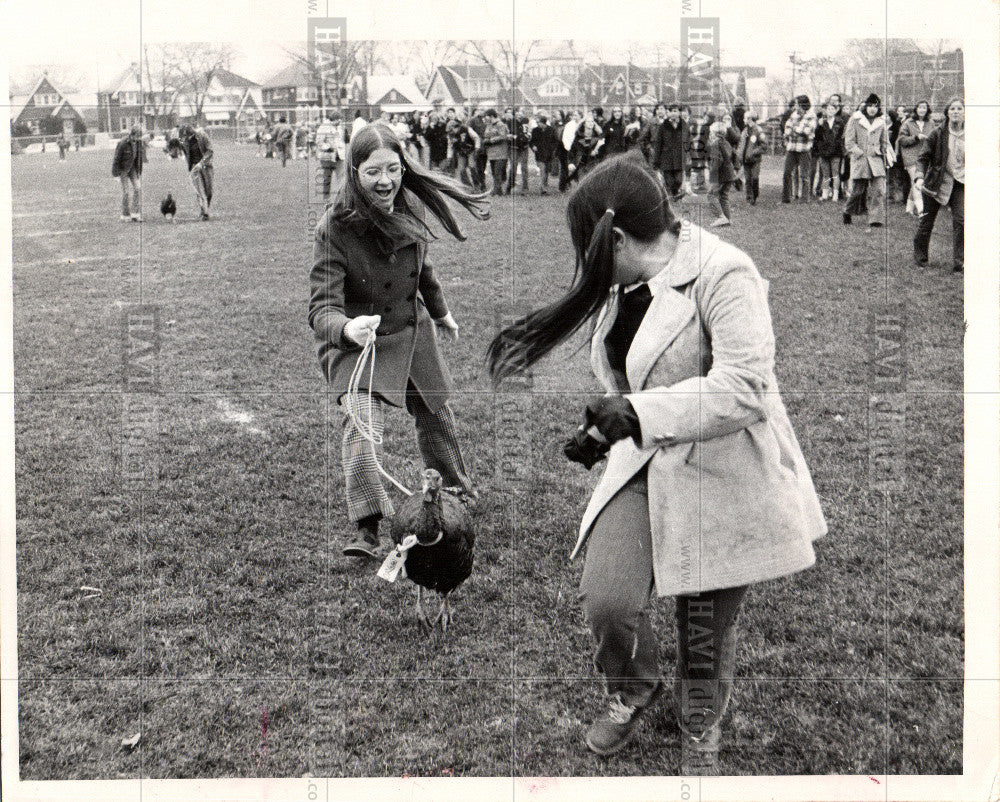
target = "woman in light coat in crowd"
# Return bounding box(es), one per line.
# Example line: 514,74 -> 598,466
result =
897,100 -> 933,215
842,92 -> 895,228
487,154 -> 826,774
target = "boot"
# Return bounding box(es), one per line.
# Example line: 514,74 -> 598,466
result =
343,514 -> 381,559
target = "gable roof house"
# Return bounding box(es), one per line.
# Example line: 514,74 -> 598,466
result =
366,75 -> 431,114
11,75 -> 91,136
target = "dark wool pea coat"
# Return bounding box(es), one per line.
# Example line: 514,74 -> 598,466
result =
308,205 -> 454,413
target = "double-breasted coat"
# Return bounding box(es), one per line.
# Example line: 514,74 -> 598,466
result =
844,111 -> 895,179
308,205 -> 454,413
571,225 -> 827,596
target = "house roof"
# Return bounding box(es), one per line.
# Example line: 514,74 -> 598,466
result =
435,67 -> 465,103
263,61 -> 315,89
367,74 -> 430,108
212,67 -> 260,88
10,74 -> 87,123
583,64 -> 654,83
441,63 -> 497,82
106,63 -> 142,95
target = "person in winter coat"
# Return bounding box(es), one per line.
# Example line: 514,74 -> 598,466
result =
309,123 -> 490,559
111,125 -> 147,221
638,104 -> 666,163
738,114 -> 767,204
424,113 -> 449,169
572,113 -> 604,181
483,109 -> 513,195
707,121 -> 736,227
782,95 -> 817,203
530,112 -> 560,194
601,106 -> 628,159
897,100 -> 933,215
467,108 -> 488,191
509,108 -> 533,194
169,125 -> 214,221
652,103 -> 690,201
453,123 -> 481,188
316,111 -> 348,201
912,98 -> 964,273
812,102 -> 846,200
842,92 -> 895,228
486,154 -> 825,774
272,117 -> 295,167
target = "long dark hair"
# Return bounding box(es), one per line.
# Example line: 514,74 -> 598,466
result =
332,123 -> 489,247
914,100 -> 932,122
486,153 -> 680,383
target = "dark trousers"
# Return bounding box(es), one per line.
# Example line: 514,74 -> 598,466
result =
662,168 -> 685,199
579,466 -> 749,724
489,159 -> 508,195
277,143 -> 289,167
472,151 -> 488,191
782,150 -> 812,201
558,148 -> 571,191
744,160 -> 761,202
914,181 -> 964,270
509,148 -> 530,192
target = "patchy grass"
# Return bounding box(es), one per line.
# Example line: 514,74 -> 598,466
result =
14,144 -> 962,778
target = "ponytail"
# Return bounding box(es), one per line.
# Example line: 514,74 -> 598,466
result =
488,210 -> 616,383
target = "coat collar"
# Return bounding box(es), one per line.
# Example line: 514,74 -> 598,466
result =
646,223 -> 717,292
851,110 -> 886,132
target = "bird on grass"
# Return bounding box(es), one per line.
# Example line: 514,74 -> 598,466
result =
160,193 -> 176,222
389,468 -> 475,638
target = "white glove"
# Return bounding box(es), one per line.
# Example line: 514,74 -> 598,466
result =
434,312 -> 459,341
343,314 -> 381,345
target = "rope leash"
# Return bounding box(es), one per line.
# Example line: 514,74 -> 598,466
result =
345,329 -> 413,497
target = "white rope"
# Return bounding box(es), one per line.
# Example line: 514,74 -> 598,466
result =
345,329 -> 413,496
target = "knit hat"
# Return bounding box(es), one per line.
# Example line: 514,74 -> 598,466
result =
864,93 -> 881,107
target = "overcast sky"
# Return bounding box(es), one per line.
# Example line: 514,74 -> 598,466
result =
0,0 -> 980,95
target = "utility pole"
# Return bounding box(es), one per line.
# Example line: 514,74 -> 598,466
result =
789,51 -> 797,98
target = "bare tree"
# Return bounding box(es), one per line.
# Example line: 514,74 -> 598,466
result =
408,40 -> 463,93
166,43 -> 235,124
142,45 -> 181,131
458,39 -> 543,106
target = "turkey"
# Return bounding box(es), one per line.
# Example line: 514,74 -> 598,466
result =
160,193 -> 176,222
389,468 -> 475,637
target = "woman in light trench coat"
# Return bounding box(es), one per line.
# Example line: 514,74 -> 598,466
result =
488,154 -> 826,775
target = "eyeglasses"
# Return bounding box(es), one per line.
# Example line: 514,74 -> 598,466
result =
357,164 -> 404,180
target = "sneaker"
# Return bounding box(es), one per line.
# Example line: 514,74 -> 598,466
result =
585,681 -> 665,756
709,217 -> 730,228
680,725 -> 721,776
200,212 -> 211,221
914,255 -> 929,267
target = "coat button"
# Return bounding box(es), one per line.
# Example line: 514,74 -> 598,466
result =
410,270 -> 418,277
407,317 -> 416,326
384,281 -> 392,289
384,305 -> 392,313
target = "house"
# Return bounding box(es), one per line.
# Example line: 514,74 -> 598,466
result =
96,63 -> 146,133
578,64 -> 666,109
10,75 -> 90,136
262,61 -> 363,125
425,64 -> 499,109
366,75 -> 430,114
191,67 -> 266,131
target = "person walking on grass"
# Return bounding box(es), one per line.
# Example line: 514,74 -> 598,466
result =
273,116 -> 295,167
707,121 -> 735,227
483,109 -> 513,195
651,103 -> 689,202
111,125 -> 147,222
912,98 -> 964,273
316,111 -> 348,202
530,112 -> 559,195
486,154 -> 826,774
898,100 -> 933,216
168,125 -> 214,221
842,93 -> 895,229
782,95 -> 816,203
813,102 -> 845,201
738,113 -> 767,205
308,123 -> 490,558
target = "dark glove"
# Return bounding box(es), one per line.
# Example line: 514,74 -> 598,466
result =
585,396 -> 641,446
564,426 -> 609,470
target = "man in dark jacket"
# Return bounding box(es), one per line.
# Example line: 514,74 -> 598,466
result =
171,125 -> 214,221
652,103 -> 690,200
638,104 -> 666,164
467,107 -> 488,192
508,108 -> 532,194
111,125 -> 147,221
530,113 -> 559,194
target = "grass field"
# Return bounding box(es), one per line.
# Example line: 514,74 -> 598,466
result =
13,141 -> 963,779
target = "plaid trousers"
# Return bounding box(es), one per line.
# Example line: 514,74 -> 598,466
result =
341,383 -> 473,523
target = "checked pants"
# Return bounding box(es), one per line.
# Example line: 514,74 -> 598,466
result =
341,381 -> 473,523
